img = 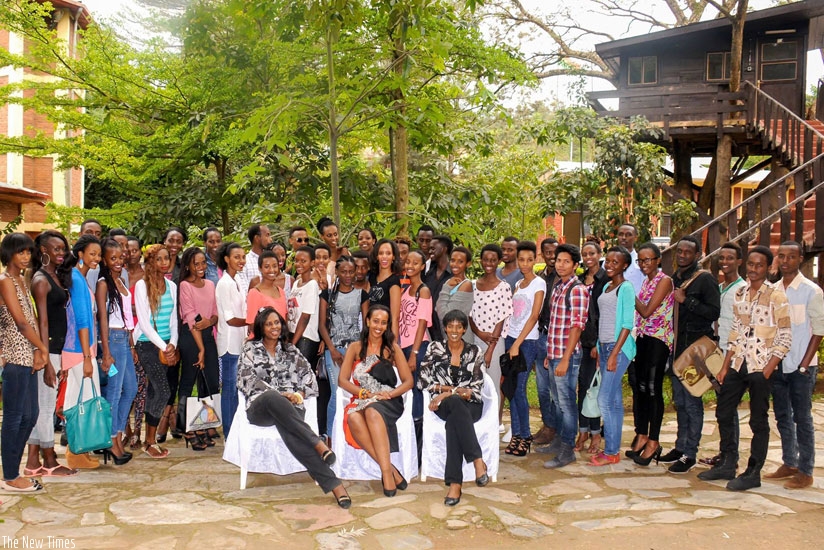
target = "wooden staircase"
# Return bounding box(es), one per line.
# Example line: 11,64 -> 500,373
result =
661,81 -> 824,270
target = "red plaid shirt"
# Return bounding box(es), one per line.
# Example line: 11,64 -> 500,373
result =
546,276 -> 590,359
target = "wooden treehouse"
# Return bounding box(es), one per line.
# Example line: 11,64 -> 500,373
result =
586,0 -> 824,277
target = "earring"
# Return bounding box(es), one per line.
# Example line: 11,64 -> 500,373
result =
78,258 -> 84,268
41,254 -> 50,268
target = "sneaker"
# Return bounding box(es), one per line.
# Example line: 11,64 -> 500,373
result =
763,464 -> 798,480
544,444 -> 576,469
502,427 -> 512,443
658,448 -> 683,464
783,472 -> 813,490
498,424 -> 506,434
726,470 -> 761,491
668,454 -> 696,474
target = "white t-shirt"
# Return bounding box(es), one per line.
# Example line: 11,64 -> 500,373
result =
624,249 -> 645,298
215,272 -> 247,356
507,276 -> 546,340
287,278 -> 320,342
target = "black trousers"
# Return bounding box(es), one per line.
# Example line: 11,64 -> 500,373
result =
246,390 -> 341,493
627,360 -> 641,435
176,325 -> 220,431
577,346 -> 601,432
634,335 -> 670,441
295,337 -> 327,436
434,395 -> 483,485
717,361 -> 771,469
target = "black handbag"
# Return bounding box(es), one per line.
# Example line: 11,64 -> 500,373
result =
369,358 -> 398,387
499,352 -> 527,400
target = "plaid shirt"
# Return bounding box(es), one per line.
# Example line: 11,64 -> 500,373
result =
546,277 -> 590,359
727,280 -> 792,373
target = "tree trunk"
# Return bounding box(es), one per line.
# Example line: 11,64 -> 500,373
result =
673,140 -> 693,197
714,134 -> 734,235
696,155 -> 717,226
326,31 -> 341,227
390,13 -> 409,237
727,0 -> 748,95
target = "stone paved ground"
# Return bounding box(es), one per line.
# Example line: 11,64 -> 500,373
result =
2,402 -> 824,549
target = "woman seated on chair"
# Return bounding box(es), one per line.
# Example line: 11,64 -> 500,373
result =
237,307 -> 351,509
338,304 -> 413,497
418,309 -> 489,506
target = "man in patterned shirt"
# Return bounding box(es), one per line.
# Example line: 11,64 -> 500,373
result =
541,244 -> 589,469
705,246 -> 792,491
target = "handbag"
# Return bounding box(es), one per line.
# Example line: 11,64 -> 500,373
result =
672,335 -> 724,397
185,371 -> 222,432
64,378 -> 113,454
369,358 -> 398,387
153,314 -> 180,366
55,375 -> 68,419
581,369 -> 601,418
499,352 -> 527,400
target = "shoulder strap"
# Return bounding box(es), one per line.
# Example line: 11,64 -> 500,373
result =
415,282 -> 429,302
564,279 -> 584,311
679,269 -> 710,291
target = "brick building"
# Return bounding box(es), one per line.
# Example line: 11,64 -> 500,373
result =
0,0 -> 89,235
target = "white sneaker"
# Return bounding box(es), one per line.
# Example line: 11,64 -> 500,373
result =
502,427 -> 512,443
498,423 -> 506,434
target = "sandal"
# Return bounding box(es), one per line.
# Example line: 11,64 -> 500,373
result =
574,433 -> 589,452
589,452 -> 620,467
40,465 -> 77,477
23,467 -> 44,477
504,436 -> 522,455
196,431 -> 216,447
129,436 -> 142,451
184,433 -> 207,451
511,436 -> 532,457
143,444 -> 170,459
587,435 -> 602,454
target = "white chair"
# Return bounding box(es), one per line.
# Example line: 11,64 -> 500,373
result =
222,391 -> 319,490
419,373 -> 499,483
331,371 -> 418,482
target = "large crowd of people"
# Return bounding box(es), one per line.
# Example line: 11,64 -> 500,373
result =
0,217 -> 821,506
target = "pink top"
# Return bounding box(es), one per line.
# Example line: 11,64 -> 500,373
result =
636,270 -> 674,350
399,285 -> 432,349
179,279 -> 218,329
246,286 -> 288,323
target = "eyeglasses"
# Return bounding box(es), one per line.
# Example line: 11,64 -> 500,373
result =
294,238 -> 309,243
637,258 -> 658,265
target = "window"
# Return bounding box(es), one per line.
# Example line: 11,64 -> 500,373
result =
760,41 -> 797,82
628,56 -> 657,85
707,52 -> 732,81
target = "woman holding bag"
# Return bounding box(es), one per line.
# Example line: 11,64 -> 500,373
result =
133,244 -> 178,459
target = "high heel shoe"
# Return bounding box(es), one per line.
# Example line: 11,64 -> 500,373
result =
504,435 -> 522,455
632,444 -> 662,467
511,436 -> 532,457
391,465 -> 407,491
475,462 -> 490,487
102,449 -> 132,466
444,493 -> 461,506
196,430 -> 216,447
381,472 -> 397,497
184,433 -> 208,451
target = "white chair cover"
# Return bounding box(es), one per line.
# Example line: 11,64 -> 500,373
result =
419,373 -> 499,483
331,369 -> 418,481
222,391 -> 318,489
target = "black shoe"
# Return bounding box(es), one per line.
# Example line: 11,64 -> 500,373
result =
726,471 -> 761,491
102,449 -> 132,466
697,453 -> 737,481
335,493 -> 352,509
391,465 -> 408,491
382,472 -> 397,497
184,433 -> 207,451
632,445 -> 662,467
321,450 -> 336,467
475,462 -> 490,487
668,454 -> 696,474
444,495 -> 461,506
658,448 -> 683,464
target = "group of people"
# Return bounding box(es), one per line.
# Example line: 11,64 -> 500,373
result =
0,217 -> 820,506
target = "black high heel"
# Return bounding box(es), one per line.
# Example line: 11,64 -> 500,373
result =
391,465 -> 408,491
382,472 -> 397,497
196,430 -> 216,447
335,493 -> 352,509
103,449 -> 132,466
504,436 -> 522,455
511,436 -> 532,457
184,432 -> 207,451
475,462 -> 489,487
632,445 -> 662,467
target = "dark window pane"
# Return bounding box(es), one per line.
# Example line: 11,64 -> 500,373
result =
724,52 -> 732,79
707,52 -> 724,80
762,41 -> 797,62
629,57 -> 643,84
761,61 -> 796,81
643,57 -> 657,83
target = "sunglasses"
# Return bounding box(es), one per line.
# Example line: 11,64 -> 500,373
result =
294,238 -> 309,243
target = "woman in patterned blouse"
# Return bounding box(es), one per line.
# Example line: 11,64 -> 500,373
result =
237,307 -> 351,508
418,310 -> 489,506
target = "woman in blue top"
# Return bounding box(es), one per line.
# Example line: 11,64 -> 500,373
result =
590,246 -> 636,466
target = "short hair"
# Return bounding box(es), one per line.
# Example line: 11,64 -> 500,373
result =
677,235 -> 701,252
581,241 -> 602,254
451,246 -> 472,263
442,309 -> 469,330
247,224 -> 262,244
432,235 -> 454,255
480,243 -> 503,260
258,250 -> 278,268
638,242 -> 661,259
417,225 -> 435,235
126,235 -> 141,247
289,226 -> 307,238
394,236 -> 412,248
502,236 -> 519,245
336,254 -> 356,268
314,243 -> 331,255
217,242 -> 243,271
108,228 -> 127,238
162,226 -> 188,243
352,250 -> 370,261
748,245 -> 774,265
720,241 -> 743,259
618,223 -> 638,236
540,237 -> 558,250
516,240 -> 537,255
295,245 -> 315,261
0,232 -> 35,266
80,218 -> 102,230
779,240 -> 803,254
359,228 -> 377,240
251,307 -> 289,345
202,227 -> 220,242
555,243 -> 581,264
606,245 -> 632,267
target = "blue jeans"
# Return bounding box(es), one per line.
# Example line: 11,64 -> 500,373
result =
1,363 -> 39,480
534,331 -> 559,430
597,343 -> 630,456
324,346 -> 347,437
505,336 -> 539,439
548,350 -> 582,447
101,330 -> 138,437
771,366 -> 817,475
220,353 -> 239,438
670,372 -> 704,459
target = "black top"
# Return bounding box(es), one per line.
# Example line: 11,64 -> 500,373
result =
672,263 -> 721,358
578,267 -> 609,349
537,269 -> 559,333
39,269 -> 68,354
423,263 -> 452,338
368,273 -> 401,309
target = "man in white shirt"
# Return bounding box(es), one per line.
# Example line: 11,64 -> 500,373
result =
240,224 -> 272,294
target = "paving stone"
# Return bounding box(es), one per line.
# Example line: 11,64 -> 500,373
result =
701,423 -> 716,436
42,472 -> 153,485
494,462 -> 538,484
81,512 -> 106,526
169,459 -> 237,473
403,483 -> 441,494
0,520 -> 23,539
0,497 -> 21,513
527,510 -> 557,526
315,532 -> 362,550
470,515 -> 483,524
535,478 -> 602,498
272,503 -> 355,532
446,519 -> 470,530
129,536 -> 179,550
358,494 -> 417,508
48,525 -> 120,538
364,508 -> 421,530
647,509 -> 724,524
224,482 -> 324,501
604,476 -> 692,490
676,490 -> 795,516
572,517 -> 644,531
186,532 -> 246,550
21,507 -> 77,526
225,521 -> 281,536
462,486 -> 521,504
562,461 -> 662,476
146,473 -> 240,492
489,506 -> 553,538
429,502 -> 450,520
658,433 -> 677,443
558,494 -> 674,513
110,493 -> 250,525
749,483 -> 824,506
630,490 -> 671,499
374,532 -> 432,550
